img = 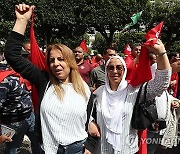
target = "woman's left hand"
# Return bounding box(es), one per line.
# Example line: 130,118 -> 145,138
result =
146,39 -> 166,55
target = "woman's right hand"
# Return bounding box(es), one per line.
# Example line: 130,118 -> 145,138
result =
0,135 -> 12,143
15,4 -> 34,22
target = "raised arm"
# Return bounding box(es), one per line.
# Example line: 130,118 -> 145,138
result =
4,4 -> 47,86
145,39 -> 171,99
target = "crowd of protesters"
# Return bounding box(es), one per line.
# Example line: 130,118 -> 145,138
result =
0,3 -> 180,154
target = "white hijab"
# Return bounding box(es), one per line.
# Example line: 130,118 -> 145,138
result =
101,56 -> 128,151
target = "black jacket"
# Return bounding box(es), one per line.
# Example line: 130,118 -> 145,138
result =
5,31 -> 98,152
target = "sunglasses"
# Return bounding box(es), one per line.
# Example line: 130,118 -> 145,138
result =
107,65 -> 124,72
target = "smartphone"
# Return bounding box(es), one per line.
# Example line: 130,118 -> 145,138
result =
1,125 -> 16,139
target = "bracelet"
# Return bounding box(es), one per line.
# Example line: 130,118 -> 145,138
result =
157,51 -> 167,56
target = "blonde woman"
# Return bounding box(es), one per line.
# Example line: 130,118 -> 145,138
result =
4,4 -> 94,154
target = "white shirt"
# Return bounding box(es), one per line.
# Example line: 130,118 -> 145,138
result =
40,82 -> 90,154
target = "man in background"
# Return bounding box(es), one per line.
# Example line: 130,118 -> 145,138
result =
74,46 -> 93,84
89,48 -> 116,91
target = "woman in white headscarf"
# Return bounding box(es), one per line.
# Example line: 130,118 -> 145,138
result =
86,40 -> 172,154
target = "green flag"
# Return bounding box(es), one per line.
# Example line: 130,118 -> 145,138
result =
123,11 -> 142,30
131,11 -> 142,24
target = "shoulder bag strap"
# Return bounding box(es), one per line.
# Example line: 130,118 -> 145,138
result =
142,82 -> 158,123
143,82 -> 148,101
135,83 -> 144,106
164,91 -> 169,120
85,93 -> 96,131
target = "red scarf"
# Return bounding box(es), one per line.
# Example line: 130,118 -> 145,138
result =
0,70 -> 31,91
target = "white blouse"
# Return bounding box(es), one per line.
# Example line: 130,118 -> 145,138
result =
40,82 -> 90,154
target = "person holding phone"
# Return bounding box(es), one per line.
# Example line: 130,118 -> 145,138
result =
0,135 -> 12,143
0,127 -> 12,143
0,53 -> 40,153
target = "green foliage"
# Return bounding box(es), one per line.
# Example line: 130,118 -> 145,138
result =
0,0 -> 16,42
114,31 -> 145,53
91,32 -> 107,55
33,0 -> 151,47
35,0 -> 88,47
84,0 -> 151,46
148,0 -> 180,50
169,41 -> 180,52
0,21 -> 14,41
84,33 -> 90,45
92,31 -> 145,54
0,0 -> 151,47
0,0 -> 180,53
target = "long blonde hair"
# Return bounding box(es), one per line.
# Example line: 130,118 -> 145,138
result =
46,44 -> 87,100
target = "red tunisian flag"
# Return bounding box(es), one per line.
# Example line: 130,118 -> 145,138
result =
80,38 -> 88,53
30,13 -> 48,71
130,21 -> 164,86
124,44 -> 134,83
130,21 -> 164,154
30,13 -> 48,111
124,44 -> 132,68
145,21 -> 164,40
124,44 -> 132,56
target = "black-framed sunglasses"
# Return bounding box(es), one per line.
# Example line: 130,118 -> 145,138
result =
107,65 -> 124,72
